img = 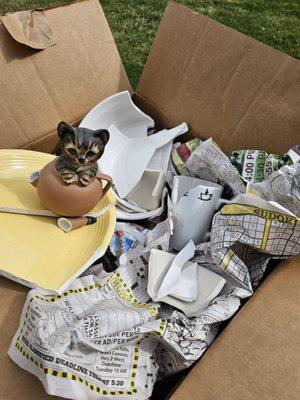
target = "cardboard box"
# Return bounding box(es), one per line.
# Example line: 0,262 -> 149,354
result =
0,1 -> 299,399
0,0 -> 131,152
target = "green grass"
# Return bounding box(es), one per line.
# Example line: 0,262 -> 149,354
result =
0,0 -> 299,88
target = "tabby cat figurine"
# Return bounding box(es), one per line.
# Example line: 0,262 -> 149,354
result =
55,121 -> 110,186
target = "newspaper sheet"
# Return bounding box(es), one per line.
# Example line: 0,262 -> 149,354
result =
247,163 -> 300,216
8,194 -> 300,399
210,193 -> 300,290
228,149 -> 288,183
8,219 -> 243,399
185,138 -> 246,197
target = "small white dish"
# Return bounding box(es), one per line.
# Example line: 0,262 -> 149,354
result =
148,249 -> 226,317
112,188 -> 147,213
115,188 -> 168,221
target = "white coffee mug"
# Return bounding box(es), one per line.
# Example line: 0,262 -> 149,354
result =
170,176 -> 228,251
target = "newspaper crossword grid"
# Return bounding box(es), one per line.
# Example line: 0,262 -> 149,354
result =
233,243 -> 271,286
212,213 -> 299,255
263,217 -> 299,255
211,208 -> 300,291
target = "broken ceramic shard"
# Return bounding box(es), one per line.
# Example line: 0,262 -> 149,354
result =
80,90 -> 154,137
127,138 -> 176,210
126,168 -> 165,210
148,248 -> 226,317
170,175 -> 228,251
157,240 -> 197,301
80,90 -> 188,214
99,122 -> 188,199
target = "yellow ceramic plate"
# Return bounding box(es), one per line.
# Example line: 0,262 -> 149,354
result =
0,150 -> 116,293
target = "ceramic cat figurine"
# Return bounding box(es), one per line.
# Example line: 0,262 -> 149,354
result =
55,121 -> 109,186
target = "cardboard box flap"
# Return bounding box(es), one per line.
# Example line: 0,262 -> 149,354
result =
1,10 -> 56,49
0,0 -> 131,152
170,255 -> 300,400
136,1 -> 300,154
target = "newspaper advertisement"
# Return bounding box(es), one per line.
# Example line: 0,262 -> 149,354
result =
169,138 -> 202,176
228,149 -> 288,183
110,222 -> 149,258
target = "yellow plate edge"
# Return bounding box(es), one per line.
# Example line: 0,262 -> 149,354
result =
0,149 -> 116,293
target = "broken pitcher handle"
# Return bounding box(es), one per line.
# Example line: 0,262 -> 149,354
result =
216,198 -> 229,210
96,172 -> 113,198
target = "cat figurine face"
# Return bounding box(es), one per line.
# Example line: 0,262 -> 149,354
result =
55,121 -> 109,186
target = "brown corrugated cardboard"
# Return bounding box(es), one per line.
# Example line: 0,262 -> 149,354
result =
0,0 -> 131,153
136,1 -> 300,155
1,10 -> 56,49
170,255 -> 300,400
0,1 -> 299,399
0,277 -> 62,400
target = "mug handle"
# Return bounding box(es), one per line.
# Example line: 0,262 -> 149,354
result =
215,198 -> 229,210
200,199 -> 229,243
204,199 -> 229,242
96,172 -> 113,197
204,231 -> 211,242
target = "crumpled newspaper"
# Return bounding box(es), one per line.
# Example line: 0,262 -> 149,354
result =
185,138 -> 246,197
8,217 -> 244,400
247,161 -> 300,216
9,188 -> 300,400
8,220 -> 171,400
210,193 -> 300,291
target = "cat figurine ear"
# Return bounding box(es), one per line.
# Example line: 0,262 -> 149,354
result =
94,129 -> 110,146
57,121 -> 75,140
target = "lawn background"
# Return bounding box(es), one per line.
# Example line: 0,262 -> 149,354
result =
0,0 -> 299,88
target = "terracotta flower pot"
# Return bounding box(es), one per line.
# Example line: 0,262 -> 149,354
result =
31,159 -> 112,217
